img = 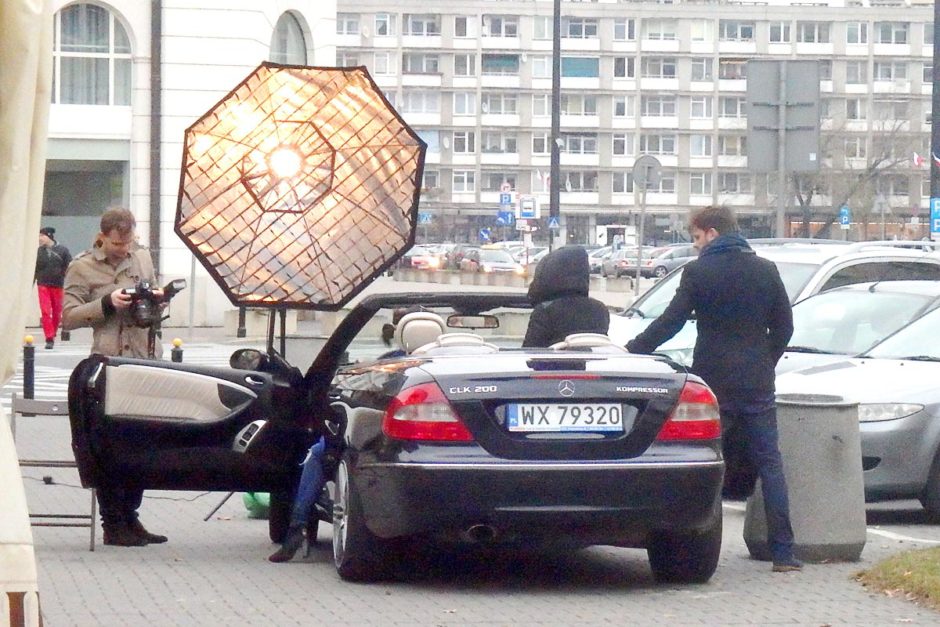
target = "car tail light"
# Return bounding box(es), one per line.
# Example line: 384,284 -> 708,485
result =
382,382 -> 474,442
656,381 -> 721,441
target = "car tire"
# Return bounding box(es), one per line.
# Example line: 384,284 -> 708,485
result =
268,489 -> 292,543
647,514 -> 722,584
653,266 -> 668,279
332,455 -> 396,581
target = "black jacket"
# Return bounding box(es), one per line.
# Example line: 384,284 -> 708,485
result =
523,245 -> 610,347
626,235 -> 793,395
35,243 -> 72,288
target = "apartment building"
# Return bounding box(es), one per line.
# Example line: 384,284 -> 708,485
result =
335,0 -> 935,243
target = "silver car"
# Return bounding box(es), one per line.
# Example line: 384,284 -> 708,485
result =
776,305 -> 940,520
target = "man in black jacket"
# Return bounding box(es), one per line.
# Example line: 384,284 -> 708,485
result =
523,245 -> 609,347
626,206 -> 801,572
35,226 -> 72,349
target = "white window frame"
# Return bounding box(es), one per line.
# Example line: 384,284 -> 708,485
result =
454,53 -> 475,77
453,91 -> 476,115
690,96 -> 712,119
452,170 -> 475,192
690,134 -> 712,157
614,18 -> 636,41
797,22 -> 830,44
641,57 -> 676,79
375,13 -> 396,36
690,172 -> 712,195
719,20 -> 755,42
846,22 -> 868,44
639,134 -> 676,155
769,21 -> 791,43
641,95 -> 677,117
337,13 -> 359,35
612,133 -> 634,156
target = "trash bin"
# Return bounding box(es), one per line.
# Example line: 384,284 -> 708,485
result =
743,393 -> 866,562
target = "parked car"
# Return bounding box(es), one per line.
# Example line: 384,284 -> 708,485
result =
69,292 -> 724,582
601,246 -> 654,278
512,246 -> 547,264
403,244 -> 444,270
776,304 -> 940,520
625,245 -> 698,279
778,280 -> 940,374
587,246 -> 612,274
460,247 -> 524,273
609,240 -> 940,365
446,243 -> 478,269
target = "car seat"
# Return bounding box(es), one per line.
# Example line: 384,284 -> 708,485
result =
395,311 -> 447,354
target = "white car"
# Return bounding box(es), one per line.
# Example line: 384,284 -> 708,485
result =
609,240 -> 940,365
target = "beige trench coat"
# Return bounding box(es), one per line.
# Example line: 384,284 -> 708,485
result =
62,246 -> 163,359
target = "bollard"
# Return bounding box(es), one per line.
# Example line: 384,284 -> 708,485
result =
22,335 -> 35,401
60,330 -> 70,342
171,338 -> 184,363
237,307 -> 247,338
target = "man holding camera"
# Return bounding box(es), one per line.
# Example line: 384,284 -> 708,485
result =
62,206 -> 167,546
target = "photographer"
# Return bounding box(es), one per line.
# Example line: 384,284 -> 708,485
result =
62,207 -> 167,547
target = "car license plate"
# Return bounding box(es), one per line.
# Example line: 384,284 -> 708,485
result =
505,403 -> 624,433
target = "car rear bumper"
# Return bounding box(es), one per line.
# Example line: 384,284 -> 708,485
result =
354,460 -> 724,546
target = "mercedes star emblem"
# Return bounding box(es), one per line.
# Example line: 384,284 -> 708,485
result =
558,380 -> 575,397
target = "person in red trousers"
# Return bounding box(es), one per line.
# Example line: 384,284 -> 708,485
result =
35,226 -> 71,349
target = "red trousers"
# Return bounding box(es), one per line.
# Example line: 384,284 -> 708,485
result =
38,284 -> 64,341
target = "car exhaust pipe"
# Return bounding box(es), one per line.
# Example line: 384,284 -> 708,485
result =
464,524 -> 497,543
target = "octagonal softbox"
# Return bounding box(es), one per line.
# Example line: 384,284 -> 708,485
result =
175,63 -> 426,310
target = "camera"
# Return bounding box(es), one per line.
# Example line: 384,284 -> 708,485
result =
122,279 -> 186,328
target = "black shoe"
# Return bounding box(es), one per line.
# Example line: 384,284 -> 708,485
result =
269,526 -> 305,563
44,339 -> 54,350
129,519 -> 168,544
772,557 -> 803,572
103,523 -> 148,547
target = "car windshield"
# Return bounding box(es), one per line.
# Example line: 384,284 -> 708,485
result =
481,249 -> 514,263
623,258 -> 820,318
864,307 -> 940,360
790,290 -> 934,355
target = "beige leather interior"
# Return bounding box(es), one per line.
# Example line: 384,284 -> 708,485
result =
104,364 -> 256,422
395,311 -> 446,354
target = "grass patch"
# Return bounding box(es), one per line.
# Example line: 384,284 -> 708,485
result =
856,547 -> 940,612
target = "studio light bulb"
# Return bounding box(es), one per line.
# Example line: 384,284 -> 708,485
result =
269,147 -> 302,179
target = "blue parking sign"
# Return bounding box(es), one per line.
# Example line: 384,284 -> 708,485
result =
931,198 -> 940,240
499,192 -> 512,207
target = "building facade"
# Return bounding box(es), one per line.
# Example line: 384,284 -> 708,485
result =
42,0 -> 336,324
335,0 -> 935,244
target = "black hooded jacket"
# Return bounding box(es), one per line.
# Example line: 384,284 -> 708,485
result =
35,243 -> 72,288
522,245 -> 610,347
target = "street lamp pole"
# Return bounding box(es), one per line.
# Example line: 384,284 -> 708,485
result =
931,2 -> 940,205
549,0 -> 561,251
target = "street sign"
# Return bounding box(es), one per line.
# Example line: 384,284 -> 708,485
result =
516,219 -> 538,233
517,195 -> 539,219
632,155 -> 662,191
838,205 -> 851,230
931,198 -> 940,241
478,228 -> 491,242
500,182 -> 512,193
499,192 -> 512,207
496,210 -> 515,226
418,211 -> 433,225
547,216 -> 560,230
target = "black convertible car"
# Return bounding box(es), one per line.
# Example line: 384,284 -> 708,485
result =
68,292 -> 724,583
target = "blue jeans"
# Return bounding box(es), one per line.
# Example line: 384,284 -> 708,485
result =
718,392 -> 795,561
289,437 -> 326,527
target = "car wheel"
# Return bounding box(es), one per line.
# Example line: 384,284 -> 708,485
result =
647,515 -> 722,584
920,449 -> 940,522
332,455 -> 395,581
268,489 -> 292,543
654,266 -> 668,279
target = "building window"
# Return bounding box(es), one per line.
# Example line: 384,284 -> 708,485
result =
690,172 -> 712,195
454,53 -> 475,76
613,172 -> 634,194
719,97 -> 746,118
402,53 -> 439,74
483,15 -> 518,38
613,95 -> 635,118
639,134 -> 676,155
797,22 -> 830,43
926,23 -> 934,46
718,135 -> 747,156
534,16 -> 552,40
873,99 -> 907,120
846,97 -> 867,120
561,94 -> 597,116
453,170 -> 475,192
925,63 -> 934,84
612,133 -> 634,156
690,96 -> 712,119
641,95 -> 676,117
769,21 -> 791,43
563,171 -> 599,192
562,133 -> 598,154
641,57 -> 676,79
690,20 -> 711,42
481,172 -> 517,192
819,60 -> 832,81
336,13 -> 359,35
651,172 -> 676,194
532,55 -> 551,78
481,92 -> 518,115
846,61 -> 868,84
845,136 -> 867,159
482,54 -> 520,76
644,19 -> 677,41
400,91 -> 439,114
719,20 -> 755,42
417,130 -> 440,153
719,172 -> 751,193
453,131 -> 476,154
454,16 -> 468,38
614,18 -> 636,41
453,92 -> 476,115
875,22 -> 909,44
373,52 -> 392,75
271,13 -> 307,65
873,61 -> 907,81
718,59 -> 747,80
422,169 -> 439,190
337,51 -> 359,67
563,18 -> 598,39
404,14 -> 441,36
533,94 -> 550,116
691,58 -> 713,81
375,13 -> 396,36
53,4 -> 132,105
847,22 -> 868,44
614,57 -> 635,79
690,135 -> 712,157
532,132 -> 549,154
482,132 -> 517,154
561,57 -> 600,78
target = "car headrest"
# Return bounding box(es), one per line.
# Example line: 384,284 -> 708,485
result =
550,333 -> 628,352
395,311 -> 446,354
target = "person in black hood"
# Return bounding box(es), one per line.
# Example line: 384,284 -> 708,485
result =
35,226 -> 72,349
522,245 -> 609,347
626,205 -> 801,573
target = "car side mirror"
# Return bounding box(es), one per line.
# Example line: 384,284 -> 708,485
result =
230,348 -> 267,370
